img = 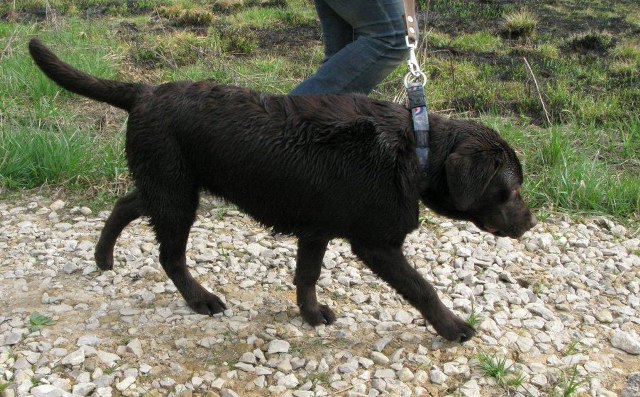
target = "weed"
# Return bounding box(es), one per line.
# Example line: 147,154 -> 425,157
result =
216,207 -> 229,220
29,312 -> 55,332
0,383 -> 12,393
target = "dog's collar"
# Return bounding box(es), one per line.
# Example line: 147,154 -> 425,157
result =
407,83 -> 430,186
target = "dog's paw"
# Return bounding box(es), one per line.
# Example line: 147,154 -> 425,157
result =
433,314 -> 476,343
301,304 -> 337,326
94,252 -> 114,270
187,293 -> 227,316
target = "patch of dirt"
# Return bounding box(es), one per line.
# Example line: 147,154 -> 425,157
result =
251,24 -> 322,56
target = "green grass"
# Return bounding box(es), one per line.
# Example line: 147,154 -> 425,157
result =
475,351 -> 527,392
501,9 -> 537,41
552,367 -> 588,397
1,0 -> 638,221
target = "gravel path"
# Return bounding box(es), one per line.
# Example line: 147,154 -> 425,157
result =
1,194 -> 639,397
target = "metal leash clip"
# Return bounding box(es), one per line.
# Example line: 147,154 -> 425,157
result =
404,40 -> 427,88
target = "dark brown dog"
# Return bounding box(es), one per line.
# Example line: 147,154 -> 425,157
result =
29,39 -> 536,342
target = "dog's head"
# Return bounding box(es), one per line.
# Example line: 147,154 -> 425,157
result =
421,122 -> 536,239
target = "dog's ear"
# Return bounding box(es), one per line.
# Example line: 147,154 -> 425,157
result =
445,151 -> 501,211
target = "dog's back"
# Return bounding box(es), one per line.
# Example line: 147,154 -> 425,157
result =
126,82 -> 421,241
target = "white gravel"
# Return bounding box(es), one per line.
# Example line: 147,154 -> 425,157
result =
0,194 -> 639,396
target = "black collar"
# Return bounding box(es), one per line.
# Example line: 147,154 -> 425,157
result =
406,83 -> 430,187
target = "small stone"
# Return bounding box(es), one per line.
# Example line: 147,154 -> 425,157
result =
50,200 -> 66,210
96,351 -> 120,366
62,348 -> 85,366
30,385 -> 67,397
374,369 -> 395,379
126,339 -> 143,357
72,383 -> 96,396
371,352 -> 389,365
267,339 -> 290,354
622,373 -> 640,397
4,333 -> 22,346
221,389 -> 241,397
255,366 -> 273,376
116,376 -> 136,391
430,367 -> 447,385
211,378 -> 226,390
394,310 -> 413,324
239,352 -> 256,364
611,330 -> 640,355
254,375 -> 266,388
77,335 -> 101,347
372,336 -> 392,352
460,379 -> 481,397
516,336 -> 534,353
277,374 -> 299,388
240,280 -> 256,288
531,374 -> 548,387
594,310 -> 614,323
338,360 -> 359,374
398,367 -> 414,382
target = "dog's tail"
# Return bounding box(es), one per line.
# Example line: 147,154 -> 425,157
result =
28,39 -> 146,112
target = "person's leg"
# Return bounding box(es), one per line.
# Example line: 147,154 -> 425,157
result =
291,0 -> 409,95
313,0 -> 354,61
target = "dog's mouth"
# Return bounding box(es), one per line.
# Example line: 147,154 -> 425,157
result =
476,222 -> 512,238
482,225 -> 505,237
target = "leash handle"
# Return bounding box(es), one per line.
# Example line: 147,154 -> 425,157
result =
402,0 -> 426,87
403,0 -> 418,46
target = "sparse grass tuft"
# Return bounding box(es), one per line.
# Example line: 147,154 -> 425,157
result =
563,30 -> 614,54
131,32 -> 220,68
609,39 -> 640,74
502,10 -> 537,41
159,5 -> 215,26
450,31 -> 503,53
476,351 -> 527,392
552,366 -> 588,397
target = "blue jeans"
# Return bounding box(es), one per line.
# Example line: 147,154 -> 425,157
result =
290,0 -> 409,95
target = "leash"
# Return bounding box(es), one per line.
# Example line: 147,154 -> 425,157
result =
402,0 -> 430,183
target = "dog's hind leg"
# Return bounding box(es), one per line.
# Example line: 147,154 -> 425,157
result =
148,188 -> 226,316
351,242 -> 476,343
95,190 -> 144,270
294,237 -> 336,325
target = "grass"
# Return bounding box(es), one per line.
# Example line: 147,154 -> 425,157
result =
0,0 -> 638,221
501,9 -> 537,41
475,351 -> 527,392
552,366 -> 589,397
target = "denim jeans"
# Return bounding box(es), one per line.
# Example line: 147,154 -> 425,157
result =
290,0 -> 409,95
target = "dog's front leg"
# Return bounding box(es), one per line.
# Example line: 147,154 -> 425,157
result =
294,237 -> 336,325
351,242 -> 476,342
